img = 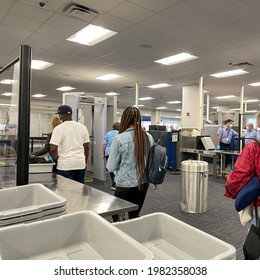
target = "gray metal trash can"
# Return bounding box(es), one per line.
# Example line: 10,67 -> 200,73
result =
180,160 -> 208,213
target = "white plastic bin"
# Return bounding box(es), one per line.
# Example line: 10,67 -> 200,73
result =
29,163 -> 55,173
0,184 -> 66,219
0,211 -> 154,260
113,212 -> 236,260
0,205 -> 67,227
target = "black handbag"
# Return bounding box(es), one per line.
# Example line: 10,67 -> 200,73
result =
243,202 -> 260,260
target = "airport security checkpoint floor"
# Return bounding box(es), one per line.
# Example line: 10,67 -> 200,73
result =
87,170 -> 247,260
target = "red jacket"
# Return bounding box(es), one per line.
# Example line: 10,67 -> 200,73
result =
224,140 -> 260,205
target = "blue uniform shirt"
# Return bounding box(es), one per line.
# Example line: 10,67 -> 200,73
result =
104,130 -> 119,156
217,125 -> 237,144
242,129 -> 257,145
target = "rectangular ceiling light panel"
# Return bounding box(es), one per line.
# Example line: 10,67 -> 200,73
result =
56,86 -> 76,91
215,95 -> 235,99
155,52 -> 198,65
147,83 -> 172,89
67,24 -> 117,46
210,69 -> 249,78
249,82 -> 260,86
31,60 -> 54,70
139,97 -> 154,101
96,74 -> 121,81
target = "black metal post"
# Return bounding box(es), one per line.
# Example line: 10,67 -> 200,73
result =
16,45 -> 31,186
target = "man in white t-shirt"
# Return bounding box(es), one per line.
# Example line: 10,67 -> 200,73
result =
50,105 -> 90,184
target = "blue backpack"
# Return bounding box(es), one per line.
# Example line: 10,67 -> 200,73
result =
147,141 -> 167,187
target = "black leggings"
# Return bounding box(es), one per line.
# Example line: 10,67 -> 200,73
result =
112,183 -> 149,222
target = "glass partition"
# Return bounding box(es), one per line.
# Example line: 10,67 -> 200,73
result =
0,62 -> 19,178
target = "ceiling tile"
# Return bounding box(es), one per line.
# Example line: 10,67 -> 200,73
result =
46,14 -> 87,32
0,0 -> 14,13
91,14 -> 133,32
9,2 -> 53,22
0,24 -> 32,38
37,23 -> 74,39
3,14 -> 43,32
128,0 -> 181,12
108,2 -> 154,23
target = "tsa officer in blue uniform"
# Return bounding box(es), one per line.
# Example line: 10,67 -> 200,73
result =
242,122 -> 257,145
216,119 -> 238,150
216,119 -> 238,169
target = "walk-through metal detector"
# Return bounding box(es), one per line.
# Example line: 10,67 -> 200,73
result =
63,93 -> 107,181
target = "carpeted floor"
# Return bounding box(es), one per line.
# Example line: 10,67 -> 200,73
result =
87,170 -> 247,260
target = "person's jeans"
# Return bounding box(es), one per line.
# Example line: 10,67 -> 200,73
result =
56,169 -> 85,184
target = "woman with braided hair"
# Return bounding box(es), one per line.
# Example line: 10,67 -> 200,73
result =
107,106 -> 154,221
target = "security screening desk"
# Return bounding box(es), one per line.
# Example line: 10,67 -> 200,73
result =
180,148 -> 240,178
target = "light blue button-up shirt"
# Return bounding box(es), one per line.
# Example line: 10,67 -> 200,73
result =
107,128 -> 154,188
104,129 -> 119,156
242,129 -> 257,145
217,125 -> 237,144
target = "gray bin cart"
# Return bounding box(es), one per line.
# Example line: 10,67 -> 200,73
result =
180,160 -> 208,213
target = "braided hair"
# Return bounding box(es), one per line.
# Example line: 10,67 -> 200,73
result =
120,107 -> 150,187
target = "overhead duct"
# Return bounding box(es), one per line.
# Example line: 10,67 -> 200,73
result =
61,2 -> 100,21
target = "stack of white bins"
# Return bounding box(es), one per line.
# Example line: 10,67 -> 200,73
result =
0,183 -> 67,226
114,212 -> 236,260
0,211 -> 154,260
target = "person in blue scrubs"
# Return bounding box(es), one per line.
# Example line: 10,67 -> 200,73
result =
102,122 -> 120,190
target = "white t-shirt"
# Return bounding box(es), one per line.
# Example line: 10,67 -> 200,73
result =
50,121 -> 90,170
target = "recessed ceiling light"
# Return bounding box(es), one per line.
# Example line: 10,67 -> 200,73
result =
0,79 -> 14,84
32,94 -> 47,98
0,103 -> 17,107
105,92 -> 120,96
1,92 -> 14,96
155,107 -> 167,110
204,90 -> 210,93
210,69 -> 249,78
67,24 -> 117,46
139,97 -> 154,101
176,109 -> 182,111
215,95 -> 236,99
31,60 -> 54,70
245,110 -> 257,113
243,99 -> 258,103
248,82 -> 260,86
132,104 -> 144,107
56,86 -> 76,91
230,108 -> 240,111
155,52 -> 198,65
147,83 -> 172,89
96,74 -> 122,81
211,107 -> 218,109
167,101 -> 182,104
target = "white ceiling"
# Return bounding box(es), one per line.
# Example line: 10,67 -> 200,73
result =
1,0 -> 260,113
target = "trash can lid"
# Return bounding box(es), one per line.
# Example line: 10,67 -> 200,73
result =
181,160 -> 208,172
